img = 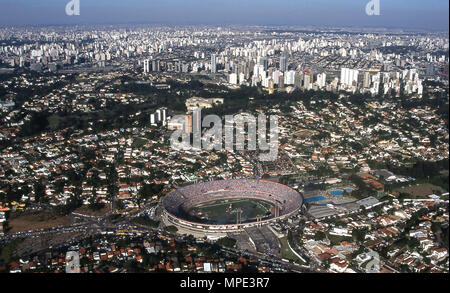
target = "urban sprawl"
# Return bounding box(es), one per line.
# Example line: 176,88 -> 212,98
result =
0,25 -> 448,274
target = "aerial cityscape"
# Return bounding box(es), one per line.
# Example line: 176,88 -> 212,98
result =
0,0 -> 448,278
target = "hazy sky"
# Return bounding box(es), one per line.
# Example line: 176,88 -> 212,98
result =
0,0 -> 448,30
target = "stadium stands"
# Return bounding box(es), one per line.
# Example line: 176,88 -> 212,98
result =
162,179 -> 303,233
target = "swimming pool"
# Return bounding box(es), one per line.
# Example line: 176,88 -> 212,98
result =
330,190 -> 344,196
305,196 -> 327,203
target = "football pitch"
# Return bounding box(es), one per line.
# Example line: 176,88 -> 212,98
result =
190,199 -> 274,225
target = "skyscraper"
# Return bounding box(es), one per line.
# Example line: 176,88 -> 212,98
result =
229,73 -> 238,84
211,54 -> 217,73
285,70 -> 296,85
340,68 -> 359,87
152,60 -> 160,72
303,70 -> 313,90
363,72 -> 371,88
150,113 -> 157,126
185,115 -> 193,133
160,107 -> 168,123
272,70 -> 282,85
143,59 -> 150,73
278,75 -> 285,88
156,109 -> 162,122
258,56 -> 268,71
304,74 -> 311,90
268,79 -> 275,94
280,56 -> 287,72
295,72 -> 303,88
316,73 -> 327,89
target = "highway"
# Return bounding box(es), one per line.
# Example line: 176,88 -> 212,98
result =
0,204 -> 318,273
220,246 -> 314,273
1,198 -> 362,274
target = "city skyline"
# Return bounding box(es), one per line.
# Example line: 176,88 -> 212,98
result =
0,0 -> 448,278
0,0 -> 448,31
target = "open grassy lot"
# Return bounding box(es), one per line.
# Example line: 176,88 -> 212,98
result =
393,183 -> 446,199
7,211 -> 71,234
279,237 -> 306,264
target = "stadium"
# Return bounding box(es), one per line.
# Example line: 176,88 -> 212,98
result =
162,179 -> 304,235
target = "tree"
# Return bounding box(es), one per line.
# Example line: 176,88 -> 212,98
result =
352,228 -> 368,243
165,226 -> 178,233
314,231 -> 326,241
143,254 -> 161,267
33,181 -> 45,203
139,183 -> 163,199
124,260 -> 142,273
407,238 -> 420,250
115,200 -> 125,211
216,237 -> 237,248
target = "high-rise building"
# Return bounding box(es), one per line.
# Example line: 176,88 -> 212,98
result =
211,54 -> 217,73
285,70 -> 296,85
167,117 -> 185,131
150,113 -> 157,126
156,109 -> 162,122
181,63 -> 189,73
239,73 -> 246,85
258,56 -> 268,70
160,107 -> 168,123
303,70 -> 313,90
280,56 -> 287,72
152,60 -> 160,72
167,62 -> 174,72
340,68 -> 359,87
363,72 -> 371,88
278,75 -> 285,88
272,70 -> 282,85
185,115 -> 193,133
251,75 -> 259,87
304,74 -> 311,90
295,72 -> 303,88
143,59 -> 150,73
229,73 -> 238,85
316,73 -> 327,89
268,79 -> 275,94
426,64 -> 435,76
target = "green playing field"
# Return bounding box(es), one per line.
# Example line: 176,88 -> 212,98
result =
189,199 -> 274,225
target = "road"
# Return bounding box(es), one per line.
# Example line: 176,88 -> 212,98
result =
1,202 -> 320,273
220,246 -> 314,273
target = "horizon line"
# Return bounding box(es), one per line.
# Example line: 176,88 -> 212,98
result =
0,22 -> 448,33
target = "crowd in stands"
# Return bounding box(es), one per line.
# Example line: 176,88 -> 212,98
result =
163,179 -> 303,220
